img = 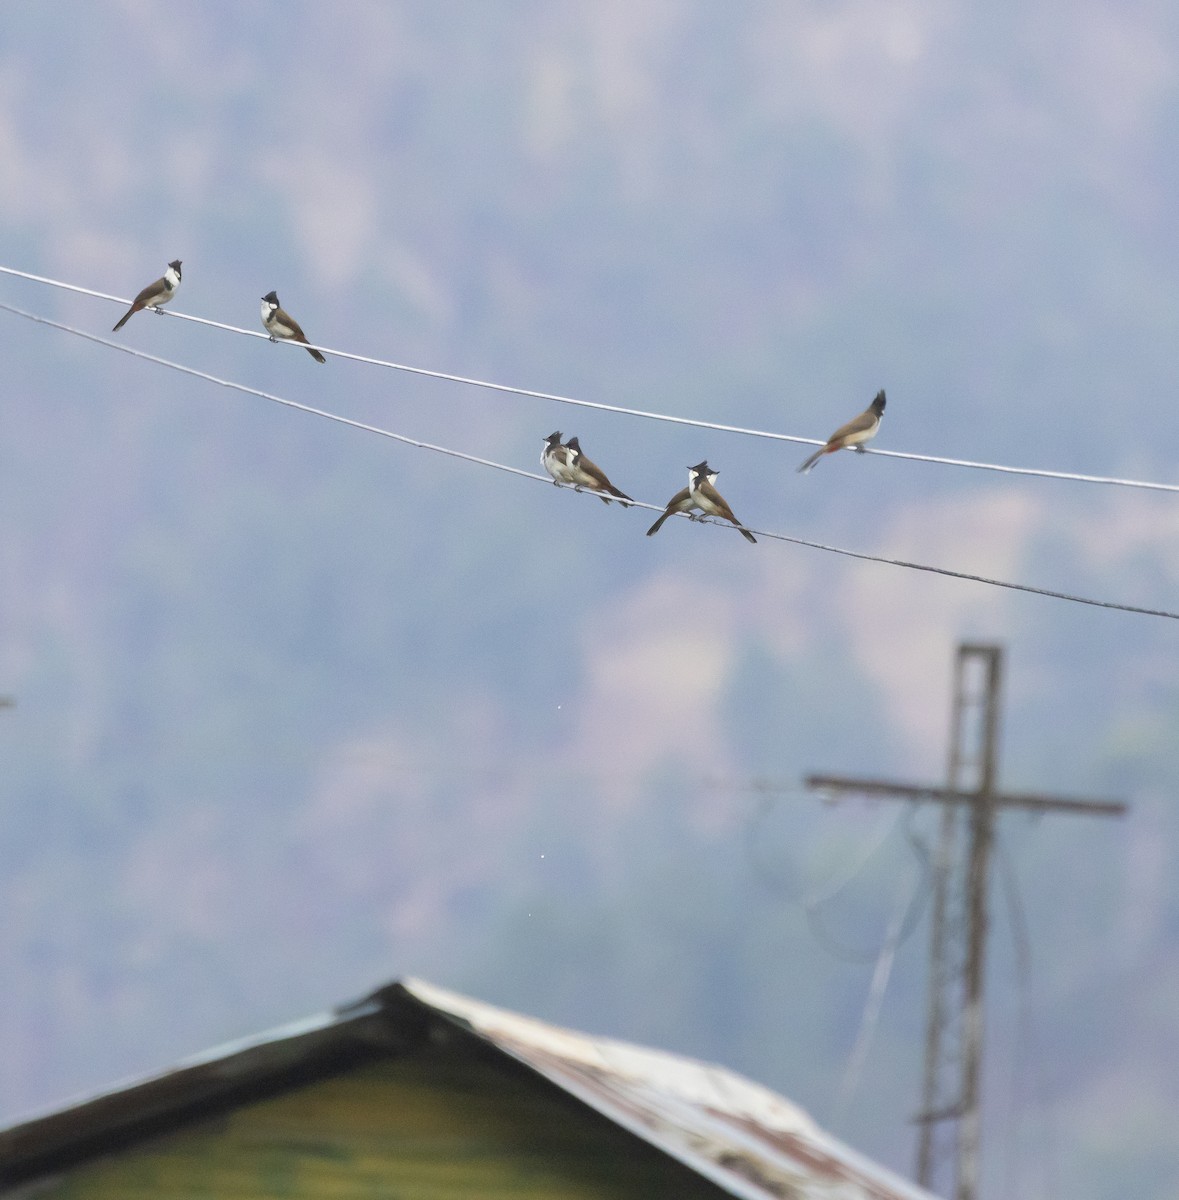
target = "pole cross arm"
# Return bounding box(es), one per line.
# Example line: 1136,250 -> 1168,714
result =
803,774 -> 1127,818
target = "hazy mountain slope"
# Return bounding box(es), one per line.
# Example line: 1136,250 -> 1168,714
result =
2,4 -> 1178,1197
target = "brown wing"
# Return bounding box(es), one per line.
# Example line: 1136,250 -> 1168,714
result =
575,455 -> 630,502
277,308 -> 327,362
277,308 -> 310,342
825,408 -> 876,445
576,456 -> 608,487
132,276 -> 167,307
697,481 -> 757,543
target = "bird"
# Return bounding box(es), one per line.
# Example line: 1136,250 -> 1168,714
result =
112,260 -> 182,331
260,291 -> 326,363
797,390 -> 886,473
647,462 -> 757,543
563,437 -> 632,505
541,431 -> 577,487
687,461 -> 757,542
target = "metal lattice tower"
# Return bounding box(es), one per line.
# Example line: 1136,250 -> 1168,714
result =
804,643 -> 1125,1200
914,645 -> 1001,1196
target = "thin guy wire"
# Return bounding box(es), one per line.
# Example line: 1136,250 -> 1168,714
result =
831,867 -> 920,1132
744,796 -> 904,908
996,835 -> 1032,1200
2,262 -> 1178,495
802,828 -> 931,964
996,833 -> 1061,1200
744,798 -> 931,964
4,298 -> 1178,622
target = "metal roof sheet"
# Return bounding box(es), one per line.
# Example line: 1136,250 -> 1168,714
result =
0,978 -> 941,1200
403,978 -> 940,1200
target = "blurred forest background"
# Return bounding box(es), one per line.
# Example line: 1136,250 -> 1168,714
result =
2,3 -> 1179,1198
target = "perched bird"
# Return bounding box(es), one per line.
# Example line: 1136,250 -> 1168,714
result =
564,437 -> 632,505
541,431 -> 577,487
260,291 -> 326,363
112,260 -> 182,331
797,390 -> 886,473
688,460 -> 757,542
647,461 -> 757,543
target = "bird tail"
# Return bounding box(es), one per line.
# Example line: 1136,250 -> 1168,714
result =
797,446 -> 827,473
307,346 -> 327,364
646,511 -> 671,536
112,306 -> 136,332
720,512 -> 757,543
609,486 -> 633,507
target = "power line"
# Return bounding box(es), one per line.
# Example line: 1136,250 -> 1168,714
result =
0,299 -> 541,483
3,262 -> 1178,495
748,529 -> 1179,620
3,297 -> 1178,622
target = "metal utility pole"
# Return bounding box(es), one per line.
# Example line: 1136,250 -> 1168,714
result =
804,644 -> 1126,1200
